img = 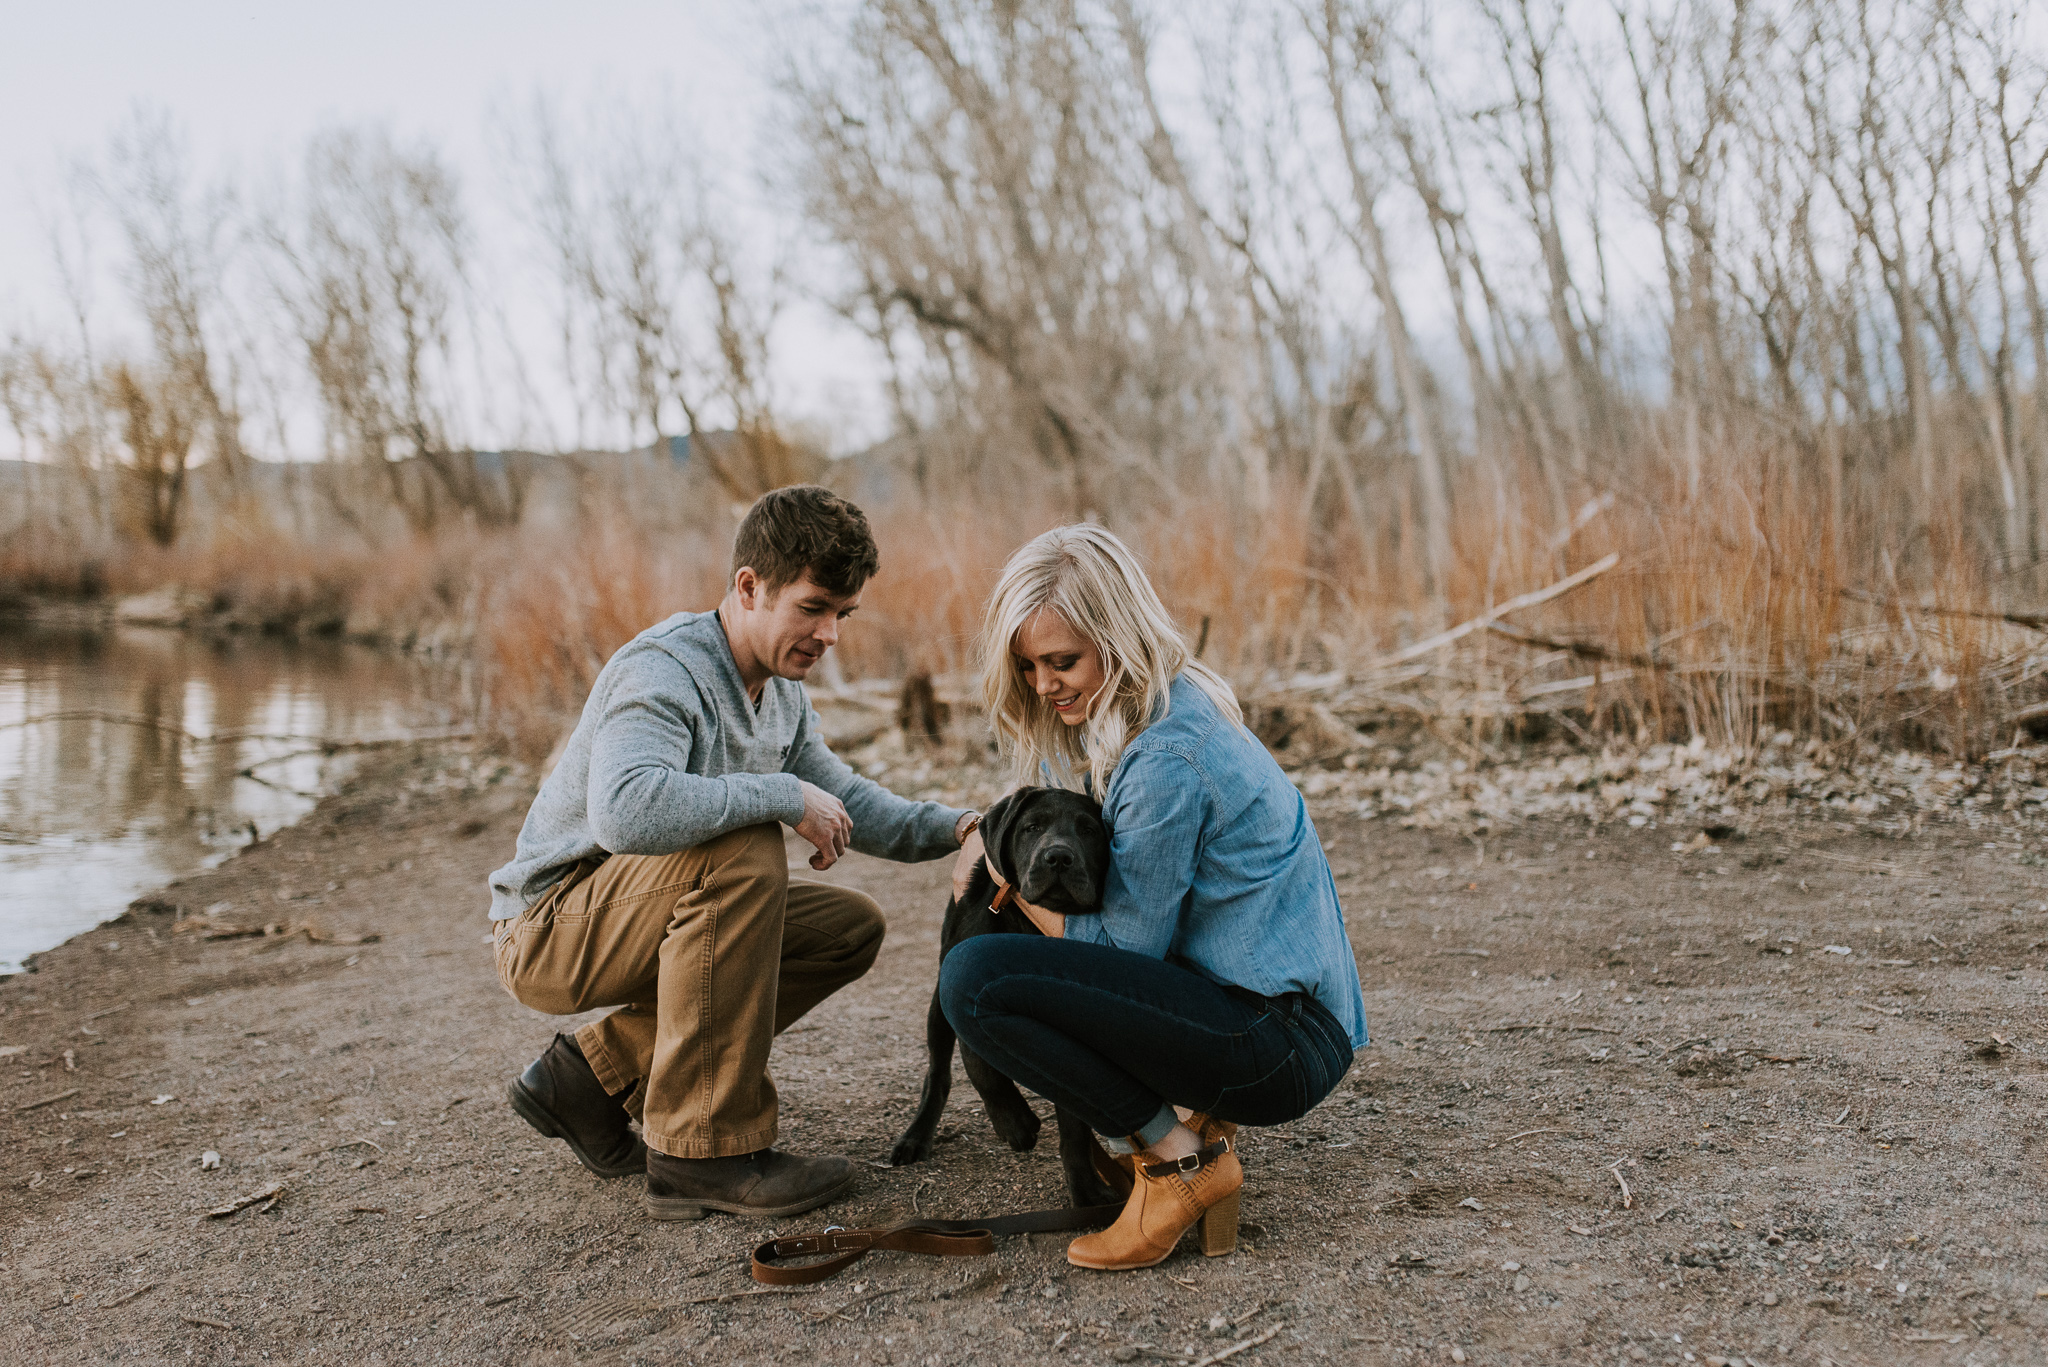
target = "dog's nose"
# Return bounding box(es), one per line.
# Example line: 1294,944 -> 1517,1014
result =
1042,847 -> 1075,871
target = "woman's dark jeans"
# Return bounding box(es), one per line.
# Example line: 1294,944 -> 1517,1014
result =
938,935 -> 1355,1142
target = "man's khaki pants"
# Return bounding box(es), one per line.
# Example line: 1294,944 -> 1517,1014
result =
494,824 -> 884,1159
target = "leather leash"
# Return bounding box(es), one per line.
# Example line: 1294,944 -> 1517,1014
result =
751,1201 -> 1124,1285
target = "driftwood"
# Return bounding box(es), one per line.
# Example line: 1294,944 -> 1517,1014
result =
895,671 -> 951,748
0,710 -> 472,750
1483,621 -> 1662,672
1226,550 -> 2048,760
1838,586 -> 2048,632
1372,555 -> 1621,668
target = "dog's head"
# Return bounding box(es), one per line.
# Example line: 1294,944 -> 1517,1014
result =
979,786 -> 1110,915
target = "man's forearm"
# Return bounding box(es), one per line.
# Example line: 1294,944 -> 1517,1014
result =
588,764 -> 805,855
789,735 -> 968,861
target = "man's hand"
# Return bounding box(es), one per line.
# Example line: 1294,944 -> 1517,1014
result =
951,827 -> 985,901
793,780 -> 853,870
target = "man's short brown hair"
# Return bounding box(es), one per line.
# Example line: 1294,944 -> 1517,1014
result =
731,485 -> 880,598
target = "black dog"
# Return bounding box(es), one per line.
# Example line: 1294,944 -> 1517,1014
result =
888,786 -> 1122,1208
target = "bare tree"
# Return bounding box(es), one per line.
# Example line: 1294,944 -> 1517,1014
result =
1312,0 -> 1456,596
515,95 -> 812,501
105,359 -> 198,546
266,126 -> 521,531
93,109 -> 249,494
1605,0 -> 1749,494
791,0 -> 1203,516
1473,0 -> 1614,472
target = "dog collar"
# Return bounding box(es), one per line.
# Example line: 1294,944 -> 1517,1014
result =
989,882 -> 1016,914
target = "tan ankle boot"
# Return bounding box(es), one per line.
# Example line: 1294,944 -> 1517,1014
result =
1093,1115 -> 1239,1203
1181,1111 -> 1238,1146
1067,1139 -> 1243,1270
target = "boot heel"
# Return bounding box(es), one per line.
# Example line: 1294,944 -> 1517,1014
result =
1199,1190 -> 1240,1256
645,1196 -> 709,1221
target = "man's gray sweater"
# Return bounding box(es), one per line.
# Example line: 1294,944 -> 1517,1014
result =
488,610 -> 967,920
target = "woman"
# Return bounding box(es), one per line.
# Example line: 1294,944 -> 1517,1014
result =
942,525 -> 1368,1271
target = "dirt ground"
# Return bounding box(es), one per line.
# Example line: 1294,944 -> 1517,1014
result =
4,745 -> 2046,1367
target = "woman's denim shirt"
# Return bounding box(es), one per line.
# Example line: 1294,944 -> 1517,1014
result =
1061,675 -> 1369,1048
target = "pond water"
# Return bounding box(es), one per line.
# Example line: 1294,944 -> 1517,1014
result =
0,622 -> 457,973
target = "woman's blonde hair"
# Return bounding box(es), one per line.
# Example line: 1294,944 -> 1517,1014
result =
979,524 -> 1242,795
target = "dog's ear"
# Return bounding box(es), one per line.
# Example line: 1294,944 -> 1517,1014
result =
977,789 -> 1033,887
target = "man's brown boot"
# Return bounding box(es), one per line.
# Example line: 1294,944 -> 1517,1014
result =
645,1148 -> 857,1221
505,1034 -> 647,1179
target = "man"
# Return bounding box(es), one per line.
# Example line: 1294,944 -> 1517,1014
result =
488,485 -> 978,1220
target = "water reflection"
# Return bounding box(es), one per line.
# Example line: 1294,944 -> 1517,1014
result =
0,623 -> 455,972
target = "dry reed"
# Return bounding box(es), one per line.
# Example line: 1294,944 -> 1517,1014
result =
11,439 -> 2039,768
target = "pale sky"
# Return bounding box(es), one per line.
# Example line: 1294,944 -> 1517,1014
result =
0,0 -> 892,454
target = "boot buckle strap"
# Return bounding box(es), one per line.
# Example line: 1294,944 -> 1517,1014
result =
1141,1138 -> 1229,1179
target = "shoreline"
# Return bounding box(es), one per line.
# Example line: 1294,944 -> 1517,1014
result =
5,742 -> 2047,1363
0,617 -> 470,976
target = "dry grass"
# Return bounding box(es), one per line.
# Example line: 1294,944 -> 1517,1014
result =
5,440 -> 2043,765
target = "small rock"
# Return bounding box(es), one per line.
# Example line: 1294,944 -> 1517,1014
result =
199,1151 -> 220,1171
1040,1284 -> 1060,1299
1512,1273 -> 1531,1293
1207,1315 -> 1230,1334
1458,1196 -> 1483,1210
1762,1291 -> 1778,1306
1501,1261 -> 1521,1271
1452,1350 -> 1467,1364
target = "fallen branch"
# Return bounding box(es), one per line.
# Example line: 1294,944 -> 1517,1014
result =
1188,1321 -> 1287,1367
683,1287 -> 817,1305
1373,555 -> 1621,669
98,1283 -> 158,1309
0,710 -> 472,749
1603,1159 -> 1635,1210
170,918 -> 379,946
2008,700 -> 2048,729
207,1181 -> 285,1218
1485,621 -> 1663,671
1839,587 -> 2048,632
803,1283 -> 905,1322
1516,669 -> 1638,700
17,1087 -> 80,1112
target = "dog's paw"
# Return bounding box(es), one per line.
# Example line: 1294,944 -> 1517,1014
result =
988,1107 -> 1043,1152
888,1132 -> 935,1166
1067,1171 -> 1123,1210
